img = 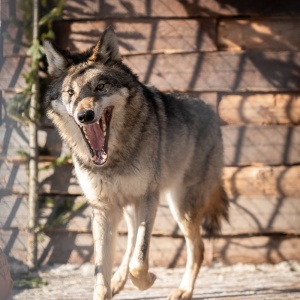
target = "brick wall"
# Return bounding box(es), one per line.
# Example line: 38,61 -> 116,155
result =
1,0 -> 300,267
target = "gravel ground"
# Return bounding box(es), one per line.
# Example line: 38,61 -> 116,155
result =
9,261 -> 300,300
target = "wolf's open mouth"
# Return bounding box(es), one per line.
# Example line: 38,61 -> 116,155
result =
79,106 -> 113,165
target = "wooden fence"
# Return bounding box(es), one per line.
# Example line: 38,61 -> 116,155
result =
1,0 -> 300,268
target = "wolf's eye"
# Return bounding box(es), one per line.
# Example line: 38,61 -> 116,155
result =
68,89 -> 74,96
96,83 -> 105,91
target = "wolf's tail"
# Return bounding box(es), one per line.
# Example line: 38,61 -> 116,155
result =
202,184 -> 229,238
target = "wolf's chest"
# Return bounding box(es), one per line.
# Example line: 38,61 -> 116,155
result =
74,164 -> 103,202
73,162 -> 151,206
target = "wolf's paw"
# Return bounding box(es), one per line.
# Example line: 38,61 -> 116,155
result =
168,288 -> 192,300
93,285 -> 111,300
111,269 -> 128,296
129,271 -> 156,290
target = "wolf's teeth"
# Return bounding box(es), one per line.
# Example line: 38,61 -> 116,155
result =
82,127 -> 89,141
101,117 -> 106,132
96,120 -> 99,125
101,150 -> 107,159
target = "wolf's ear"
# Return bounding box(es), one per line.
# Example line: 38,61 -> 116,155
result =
90,26 -> 121,64
44,41 -> 69,77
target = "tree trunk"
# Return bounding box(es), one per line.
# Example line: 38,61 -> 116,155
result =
27,0 -> 39,270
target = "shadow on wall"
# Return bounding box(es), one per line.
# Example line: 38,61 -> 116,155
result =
1,0 -> 300,266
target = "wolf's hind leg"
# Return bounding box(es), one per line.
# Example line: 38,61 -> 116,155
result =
169,220 -> 204,300
111,205 -> 136,296
167,192 -> 204,300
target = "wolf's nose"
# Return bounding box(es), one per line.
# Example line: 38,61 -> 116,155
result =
77,110 -> 95,123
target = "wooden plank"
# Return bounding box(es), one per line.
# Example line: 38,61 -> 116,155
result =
219,20 -> 300,51
2,21 -> 28,56
3,228 -> 299,266
4,52 -> 300,93
2,160 -> 299,197
219,93 -> 300,125
38,162 -> 80,195
0,119 -> 29,158
38,195 -> 300,236
1,228 -> 212,267
0,160 -> 28,194
223,166 -> 300,198
0,160 -> 80,195
6,103 -> 300,167
0,118 -> 70,158
37,127 -> 70,157
154,196 -> 300,236
2,124 -> 300,192
0,57 -> 29,90
222,125 -> 300,166
38,196 -> 176,235
61,0 -> 300,19
222,196 -> 300,235
39,124 -> 300,167
213,236 -> 300,264
54,19 -> 216,53
122,52 -> 300,92
0,195 -> 28,230
14,103 -> 300,168
1,0 -> 17,20
39,196 -> 89,231
0,229 -> 28,263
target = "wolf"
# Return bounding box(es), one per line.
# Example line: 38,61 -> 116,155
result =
44,26 -> 229,300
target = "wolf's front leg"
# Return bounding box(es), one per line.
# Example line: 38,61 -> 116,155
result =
111,205 -> 136,295
129,190 -> 159,290
92,206 -> 121,300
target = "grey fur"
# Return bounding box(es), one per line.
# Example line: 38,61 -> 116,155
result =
44,26 -> 229,300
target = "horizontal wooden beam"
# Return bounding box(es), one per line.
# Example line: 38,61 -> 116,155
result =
2,20 -> 27,57
60,0 -> 300,19
213,235 -> 300,265
4,51 -> 300,92
219,93 -> 300,125
2,52 -> 300,92
1,228 -> 299,266
0,57 -> 29,90
1,160 -> 300,195
2,193 -> 300,235
222,125 -> 300,166
123,51 -> 300,92
223,165 -> 300,197
3,119 -> 300,169
219,20 -> 300,51
53,19 -> 217,54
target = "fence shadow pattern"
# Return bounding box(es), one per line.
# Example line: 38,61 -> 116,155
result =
0,0 -> 300,267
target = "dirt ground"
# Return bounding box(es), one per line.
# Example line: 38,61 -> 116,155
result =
9,261 -> 300,300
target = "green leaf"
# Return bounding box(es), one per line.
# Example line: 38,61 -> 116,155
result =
41,29 -> 55,41
41,0 -> 47,8
38,7 -> 58,26
27,39 -> 44,61
56,0 -> 66,14
14,275 -> 47,289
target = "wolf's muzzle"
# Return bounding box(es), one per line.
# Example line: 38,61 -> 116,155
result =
78,110 -> 95,123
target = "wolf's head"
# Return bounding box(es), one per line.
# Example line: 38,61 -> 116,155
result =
44,27 -> 139,166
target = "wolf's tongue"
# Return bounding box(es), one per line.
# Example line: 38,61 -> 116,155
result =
85,123 -> 105,151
